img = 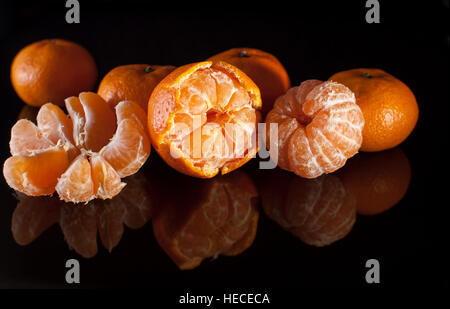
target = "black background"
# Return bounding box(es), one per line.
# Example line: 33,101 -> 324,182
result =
0,0 -> 449,292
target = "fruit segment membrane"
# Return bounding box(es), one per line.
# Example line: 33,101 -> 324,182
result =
166,67 -> 258,171
266,80 -> 364,178
4,93 -> 150,203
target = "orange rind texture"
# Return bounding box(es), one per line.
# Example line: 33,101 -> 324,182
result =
3,92 -> 151,203
148,61 -> 261,178
265,80 -> 364,178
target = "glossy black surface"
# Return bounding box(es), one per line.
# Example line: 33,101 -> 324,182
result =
0,1 -> 448,288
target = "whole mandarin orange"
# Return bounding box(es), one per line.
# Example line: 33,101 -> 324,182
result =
329,68 -> 419,152
208,48 -> 290,115
98,64 -> 175,110
11,39 -> 97,107
337,148 -> 411,215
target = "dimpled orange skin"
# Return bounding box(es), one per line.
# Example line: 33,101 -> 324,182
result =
147,61 -> 262,178
97,64 -> 176,110
329,68 -> 419,152
208,48 -> 290,115
11,39 -> 98,107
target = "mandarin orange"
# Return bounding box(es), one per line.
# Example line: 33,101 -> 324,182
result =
148,61 -> 261,178
329,68 -> 419,152
98,64 -> 175,110
11,39 -> 97,107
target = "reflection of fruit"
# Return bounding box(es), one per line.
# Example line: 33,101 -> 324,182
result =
208,48 -> 290,115
265,80 -> 364,178
260,169 -> 356,247
11,193 -> 61,246
3,93 -> 150,202
148,61 -> 261,178
11,172 -> 156,258
337,148 -> 411,215
98,64 -> 175,110
153,171 -> 259,270
11,39 -> 97,107
329,68 -> 419,152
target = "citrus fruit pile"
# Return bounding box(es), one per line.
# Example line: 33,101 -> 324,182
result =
4,92 -> 150,203
3,38 -> 419,204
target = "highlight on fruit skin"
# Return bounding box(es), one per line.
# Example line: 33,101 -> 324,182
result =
3,92 -> 151,203
147,61 -> 262,178
152,171 -> 259,270
11,172 -> 156,258
260,169 -> 356,247
265,80 -> 364,179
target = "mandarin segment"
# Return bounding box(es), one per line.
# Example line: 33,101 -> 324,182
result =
37,103 -> 79,160
90,154 -> 126,200
10,119 -> 54,156
100,118 -> 150,177
3,147 -> 69,196
55,154 -> 96,203
115,100 -> 147,130
77,92 -> 117,152
265,80 -> 364,178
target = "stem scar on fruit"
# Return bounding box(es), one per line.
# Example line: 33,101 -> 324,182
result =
239,50 -> 251,58
144,66 -> 154,73
362,72 -> 372,78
